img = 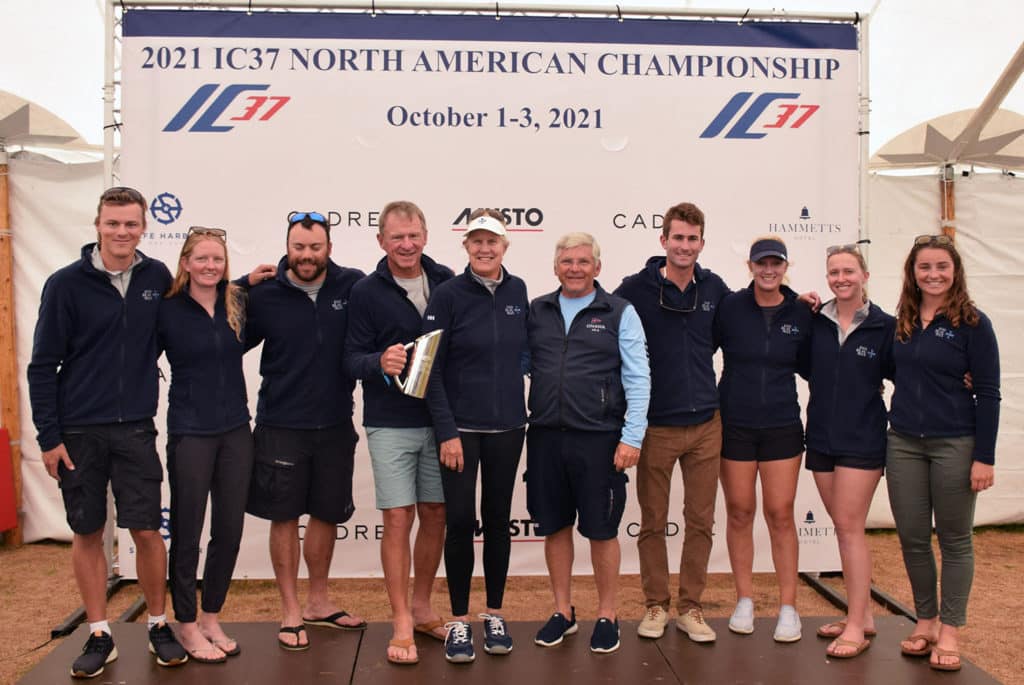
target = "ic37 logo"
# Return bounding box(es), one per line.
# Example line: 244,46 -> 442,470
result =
700,92 -> 820,140
164,84 -> 290,133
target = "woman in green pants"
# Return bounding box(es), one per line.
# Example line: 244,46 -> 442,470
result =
887,234 -> 1000,672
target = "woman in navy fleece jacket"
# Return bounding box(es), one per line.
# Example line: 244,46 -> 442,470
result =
423,209 -> 529,661
716,236 -> 811,643
158,227 -> 253,663
887,235 -> 1000,672
803,244 -> 895,659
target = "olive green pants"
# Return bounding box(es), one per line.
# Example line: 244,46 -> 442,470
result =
886,430 -> 977,626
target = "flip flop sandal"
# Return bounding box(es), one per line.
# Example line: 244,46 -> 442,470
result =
930,646 -> 962,672
826,637 -> 871,659
278,625 -> 310,652
900,633 -> 936,657
815,621 -> 878,638
186,645 -> 227,664
387,637 -> 419,665
414,620 -> 447,641
303,611 -> 368,631
209,638 -> 240,657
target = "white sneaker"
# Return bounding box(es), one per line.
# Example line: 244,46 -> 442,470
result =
637,606 -> 670,639
773,605 -> 802,643
728,597 -> 755,635
676,607 -> 717,643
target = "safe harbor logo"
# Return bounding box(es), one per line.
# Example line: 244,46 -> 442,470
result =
798,509 -> 835,546
164,84 -> 291,132
700,92 -> 819,139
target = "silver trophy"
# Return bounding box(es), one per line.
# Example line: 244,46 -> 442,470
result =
391,328 -> 443,399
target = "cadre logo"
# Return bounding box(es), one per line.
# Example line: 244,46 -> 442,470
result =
450,207 -> 544,232
612,212 -> 662,230
700,92 -> 820,139
164,84 -> 291,133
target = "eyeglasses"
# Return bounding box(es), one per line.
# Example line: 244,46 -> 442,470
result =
914,234 -> 954,247
659,280 -> 698,313
288,211 -> 327,224
188,226 -> 227,239
826,239 -> 871,256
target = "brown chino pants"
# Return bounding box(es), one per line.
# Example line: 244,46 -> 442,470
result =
636,413 -> 722,612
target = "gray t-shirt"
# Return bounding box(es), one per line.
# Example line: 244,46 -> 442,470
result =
395,272 -> 430,316
91,246 -> 141,298
286,272 -> 322,303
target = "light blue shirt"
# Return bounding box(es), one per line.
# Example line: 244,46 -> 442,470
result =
558,291 -> 650,448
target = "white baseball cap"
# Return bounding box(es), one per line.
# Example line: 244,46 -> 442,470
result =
464,214 -> 507,237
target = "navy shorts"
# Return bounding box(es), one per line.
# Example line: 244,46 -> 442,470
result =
525,427 -> 627,541
805,448 -> 884,472
246,420 -> 358,524
58,420 -> 163,535
721,423 -> 804,462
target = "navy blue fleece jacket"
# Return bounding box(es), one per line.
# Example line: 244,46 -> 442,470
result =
715,283 -> 812,429
344,255 -> 454,427
890,311 -> 1000,463
804,302 -> 895,459
158,282 -> 250,435
244,257 -> 365,429
422,266 -> 529,442
28,244 -> 171,451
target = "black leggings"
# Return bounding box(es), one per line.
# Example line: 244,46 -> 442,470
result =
441,428 -> 525,616
167,424 -> 254,622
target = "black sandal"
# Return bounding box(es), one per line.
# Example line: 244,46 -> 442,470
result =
277,625 -> 310,651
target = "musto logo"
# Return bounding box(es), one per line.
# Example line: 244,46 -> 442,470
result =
164,84 -> 290,133
700,92 -> 819,140
451,207 -> 544,232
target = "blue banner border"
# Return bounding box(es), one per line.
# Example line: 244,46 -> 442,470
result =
123,10 -> 857,50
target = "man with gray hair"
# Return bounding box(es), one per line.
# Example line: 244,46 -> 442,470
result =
526,232 -> 650,654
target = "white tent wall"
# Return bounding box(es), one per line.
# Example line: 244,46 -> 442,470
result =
865,171 -> 1024,527
8,155 -> 105,542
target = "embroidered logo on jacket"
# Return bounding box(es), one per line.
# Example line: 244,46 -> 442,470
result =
780,323 -> 801,335
934,327 -> 955,340
505,304 -> 523,316
331,299 -> 347,311
140,289 -> 161,302
855,345 -> 877,359
586,317 -> 607,332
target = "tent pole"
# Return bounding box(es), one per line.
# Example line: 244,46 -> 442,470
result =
0,144 -> 24,547
941,164 -> 956,240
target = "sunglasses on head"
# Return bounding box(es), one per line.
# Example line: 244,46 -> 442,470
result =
188,225 -> 227,239
288,211 -> 327,224
826,238 -> 871,256
914,234 -> 954,247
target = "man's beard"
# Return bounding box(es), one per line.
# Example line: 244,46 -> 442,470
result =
288,255 -> 327,283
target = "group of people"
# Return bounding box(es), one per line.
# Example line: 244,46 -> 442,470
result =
28,188 -> 999,679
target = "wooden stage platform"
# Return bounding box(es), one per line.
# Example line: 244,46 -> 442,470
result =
20,616 -> 1001,684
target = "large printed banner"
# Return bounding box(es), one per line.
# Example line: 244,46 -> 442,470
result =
120,9 -> 860,578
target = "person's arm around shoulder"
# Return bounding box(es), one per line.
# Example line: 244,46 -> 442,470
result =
616,303 -> 650,470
